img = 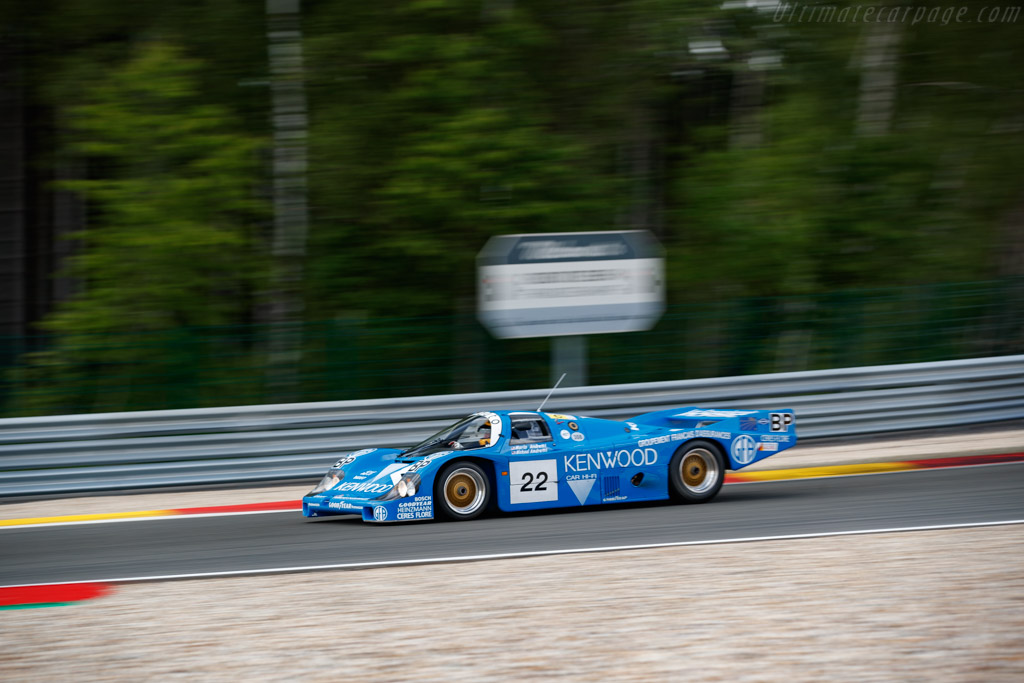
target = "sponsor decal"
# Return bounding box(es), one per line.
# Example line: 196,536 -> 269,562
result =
638,429 -> 732,448
571,432 -> 585,442
731,435 -> 757,465
351,469 -> 378,481
565,472 -> 598,505
382,464 -> 412,480
760,434 -> 791,443
564,448 -> 658,473
770,413 -> 794,432
337,481 -> 393,495
638,434 -> 674,447
396,496 -> 433,520
546,413 -> 575,421
406,452 -> 451,473
333,448 -> 376,468
372,506 -> 388,522
327,500 -> 358,510
626,422 -> 639,431
679,409 -> 757,419
759,442 -> 779,452
512,443 -> 551,454
360,463 -> 413,485
740,416 -> 759,431
566,476 -> 596,505
560,430 -> 571,440
509,460 -> 558,504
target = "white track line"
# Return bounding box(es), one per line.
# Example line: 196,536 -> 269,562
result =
2,519 -> 1022,589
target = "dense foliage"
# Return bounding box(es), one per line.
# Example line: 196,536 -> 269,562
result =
3,0 -> 1023,413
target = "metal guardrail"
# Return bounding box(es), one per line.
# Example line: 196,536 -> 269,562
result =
1,355 -> 1022,496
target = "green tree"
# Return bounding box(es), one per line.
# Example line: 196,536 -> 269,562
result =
304,0 -> 625,318
672,2 -> 1024,298
12,41 -> 268,414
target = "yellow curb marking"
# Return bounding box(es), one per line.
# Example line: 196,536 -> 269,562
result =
0,509 -> 174,527
729,461 -> 914,482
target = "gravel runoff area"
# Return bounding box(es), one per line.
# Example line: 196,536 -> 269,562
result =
2,526 -> 1023,681
2,422 -> 1022,521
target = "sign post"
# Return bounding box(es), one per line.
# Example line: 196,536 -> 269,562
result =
551,334 -> 587,388
477,231 -> 665,385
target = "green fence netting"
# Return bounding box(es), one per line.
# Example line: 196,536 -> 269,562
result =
2,278 -> 1023,417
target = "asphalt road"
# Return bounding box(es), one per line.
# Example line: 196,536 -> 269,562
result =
3,463 -> 1023,586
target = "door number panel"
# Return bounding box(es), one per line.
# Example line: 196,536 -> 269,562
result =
509,459 -> 558,504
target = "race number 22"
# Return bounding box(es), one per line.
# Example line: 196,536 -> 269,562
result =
509,460 -> 558,504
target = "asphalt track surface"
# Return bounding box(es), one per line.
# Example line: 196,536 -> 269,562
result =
3,463 -> 1023,586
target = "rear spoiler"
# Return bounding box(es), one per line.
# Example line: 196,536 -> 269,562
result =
628,407 -> 758,428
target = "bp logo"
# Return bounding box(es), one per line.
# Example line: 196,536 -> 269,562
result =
372,506 -> 388,522
731,435 -> 757,465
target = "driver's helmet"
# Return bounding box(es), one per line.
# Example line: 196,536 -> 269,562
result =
476,422 -> 492,446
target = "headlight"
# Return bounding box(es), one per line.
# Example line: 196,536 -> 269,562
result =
306,467 -> 344,496
375,473 -> 422,501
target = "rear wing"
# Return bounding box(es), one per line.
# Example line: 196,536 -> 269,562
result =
630,406 -> 797,444
627,407 -> 762,429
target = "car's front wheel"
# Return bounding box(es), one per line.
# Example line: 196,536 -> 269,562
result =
668,440 -> 726,503
435,461 -> 490,521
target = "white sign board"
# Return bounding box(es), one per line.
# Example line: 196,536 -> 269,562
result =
477,231 -> 665,339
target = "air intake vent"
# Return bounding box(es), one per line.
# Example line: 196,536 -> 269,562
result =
602,476 -> 620,498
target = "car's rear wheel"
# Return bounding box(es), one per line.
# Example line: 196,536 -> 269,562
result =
435,461 -> 490,521
669,440 -> 726,503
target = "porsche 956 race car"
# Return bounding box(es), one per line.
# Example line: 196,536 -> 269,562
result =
303,407 -> 796,523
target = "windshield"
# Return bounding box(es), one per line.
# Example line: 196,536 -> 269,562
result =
403,413 -> 500,457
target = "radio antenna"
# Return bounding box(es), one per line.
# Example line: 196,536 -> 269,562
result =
536,373 -> 567,412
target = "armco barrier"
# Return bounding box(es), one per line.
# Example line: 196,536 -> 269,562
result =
1,355 -> 1022,496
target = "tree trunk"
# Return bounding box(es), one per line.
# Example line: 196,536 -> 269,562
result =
266,0 -> 310,401
729,63 -> 764,149
856,20 -> 901,138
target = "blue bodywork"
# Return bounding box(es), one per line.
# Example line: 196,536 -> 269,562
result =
302,407 -> 797,523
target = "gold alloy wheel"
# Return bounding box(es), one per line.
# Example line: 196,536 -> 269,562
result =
443,467 -> 486,515
679,448 -> 719,494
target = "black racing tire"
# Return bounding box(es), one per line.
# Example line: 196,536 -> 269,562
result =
668,440 -> 726,504
434,461 -> 490,521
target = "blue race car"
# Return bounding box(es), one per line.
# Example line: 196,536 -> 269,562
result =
302,407 -> 796,523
